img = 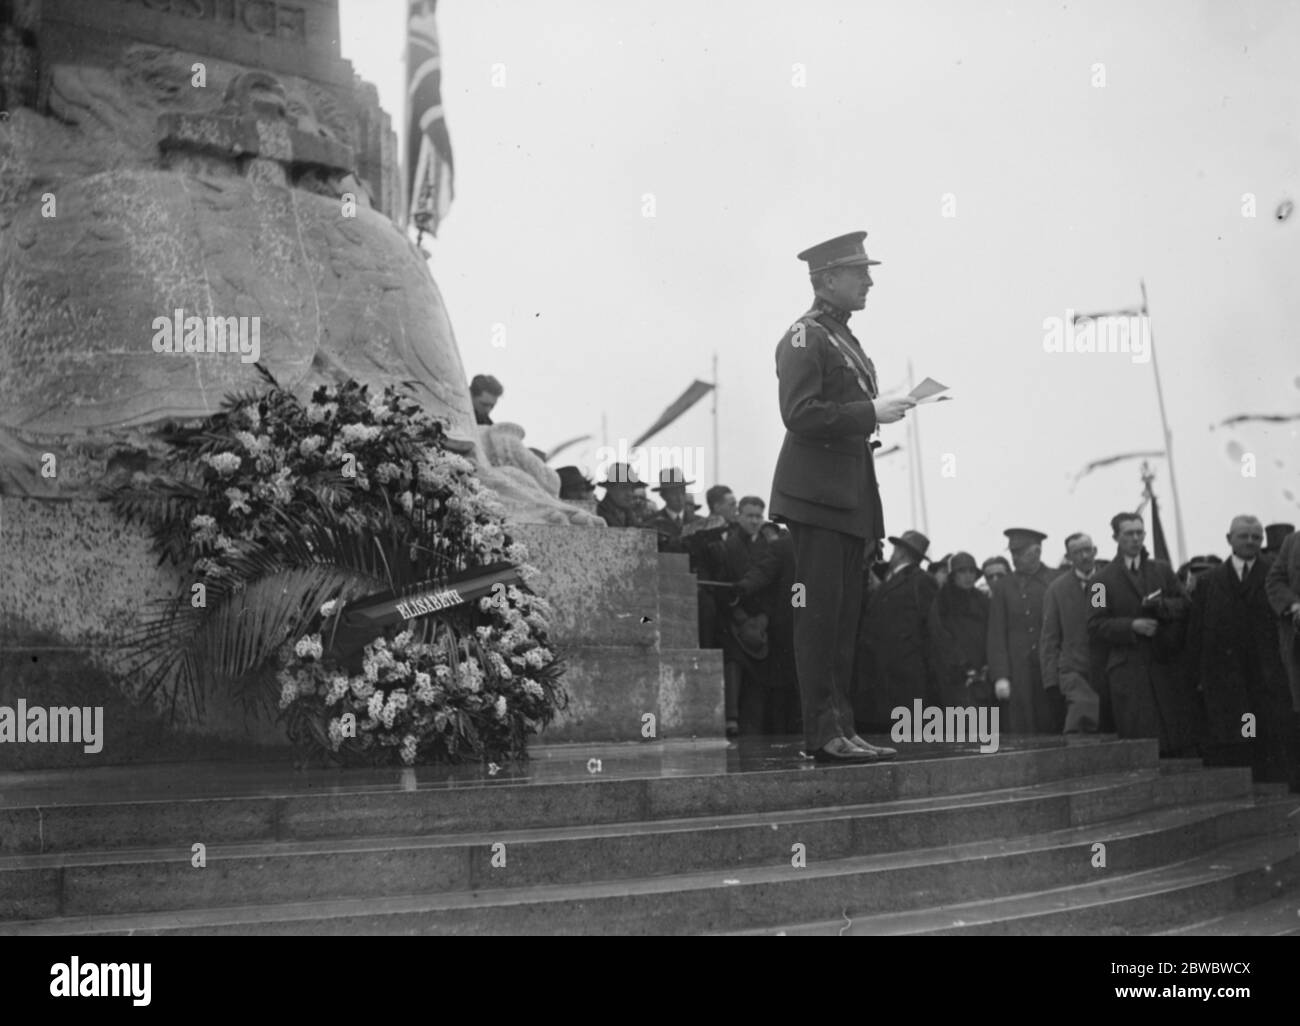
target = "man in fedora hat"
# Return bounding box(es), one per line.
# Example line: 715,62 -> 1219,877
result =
647,467 -> 698,553
595,462 -> 646,528
855,530 -> 939,730
557,466 -> 596,501
769,230 -> 915,762
988,528 -> 1066,735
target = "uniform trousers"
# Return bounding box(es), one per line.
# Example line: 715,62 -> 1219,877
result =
787,521 -> 864,751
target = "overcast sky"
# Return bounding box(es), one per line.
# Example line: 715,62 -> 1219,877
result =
339,0 -> 1298,565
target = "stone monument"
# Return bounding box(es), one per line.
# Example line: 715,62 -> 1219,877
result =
0,0 -> 720,765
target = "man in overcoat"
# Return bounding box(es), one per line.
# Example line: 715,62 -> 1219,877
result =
856,530 -> 938,729
1088,512 -> 1198,756
769,230 -> 914,762
1189,516 -> 1296,783
988,528 -> 1065,734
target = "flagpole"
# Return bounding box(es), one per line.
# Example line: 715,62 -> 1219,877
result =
906,361 -> 918,528
711,351 -> 719,485
1141,279 -> 1187,566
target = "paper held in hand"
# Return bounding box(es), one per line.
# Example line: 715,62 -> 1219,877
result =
907,377 -> 952,404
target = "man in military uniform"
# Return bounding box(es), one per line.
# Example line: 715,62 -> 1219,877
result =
769,230 -> 915,763
988,527 -> 1066,735
646,468 -> 697,553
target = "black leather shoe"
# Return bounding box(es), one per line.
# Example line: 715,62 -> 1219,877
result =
813,737 -> 878,763
848,735 -> 897,759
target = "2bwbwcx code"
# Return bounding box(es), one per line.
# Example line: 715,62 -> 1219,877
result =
1182,963 -> 1251,974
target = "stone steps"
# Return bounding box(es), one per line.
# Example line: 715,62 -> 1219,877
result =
2,736 -> 1295,935
1155,890 -> 1300,936
3,793 -> 1292,936
0,767 -> 1250,919
0,739 -> 1162,855
728,824 -> 1300,936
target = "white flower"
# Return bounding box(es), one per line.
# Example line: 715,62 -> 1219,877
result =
268,468 -> 293,504
392,630 -> 414,651
299,435 -> 324,457
373,461 -> 402,484
204,451 -> 242,477
190,514 -> 218,538
368,393 -> 392,421
505,542 -> 529,564
523,679 -> 545,700
367,691 -> 385,720
349,676 -> 375,700
224,487 -> 252,515
495,695 -> 508,719
319,599 -> 339,619
340,423 -> 382,446
278,680 -> 297,708
294,634 -> 324,660
326,674 -> 349,704
398,490 -> 415,514
306,402 -> 337,423
213,534 -> 238,554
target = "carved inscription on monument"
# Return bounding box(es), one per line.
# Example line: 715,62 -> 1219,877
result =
107,0 -> 309,43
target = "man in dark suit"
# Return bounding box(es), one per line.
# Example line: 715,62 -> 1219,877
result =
646,468 -> 697,553
988,528 -> 1065,735
769,230 -> 915,762
1088,511 -> 1198,756
855,530 -> 939,730
1041,532 -> 1108,733
1265,525 -> 1300,791
1189,515 -> 1296,784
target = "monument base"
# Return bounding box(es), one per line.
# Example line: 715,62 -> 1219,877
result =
0,500 -> 723,767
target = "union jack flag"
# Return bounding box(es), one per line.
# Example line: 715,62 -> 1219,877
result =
407,0 -> 455,238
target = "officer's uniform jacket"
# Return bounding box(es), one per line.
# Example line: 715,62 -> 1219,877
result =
768,297 -> 883,542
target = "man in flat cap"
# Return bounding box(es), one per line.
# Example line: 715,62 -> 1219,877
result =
769,230 -> 915,762
1088,511 -> 1197,756
987,528 -> 1065,735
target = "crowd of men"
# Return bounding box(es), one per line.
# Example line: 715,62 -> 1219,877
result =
572,463 -> 1300,791
470,362 -> 1300,788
